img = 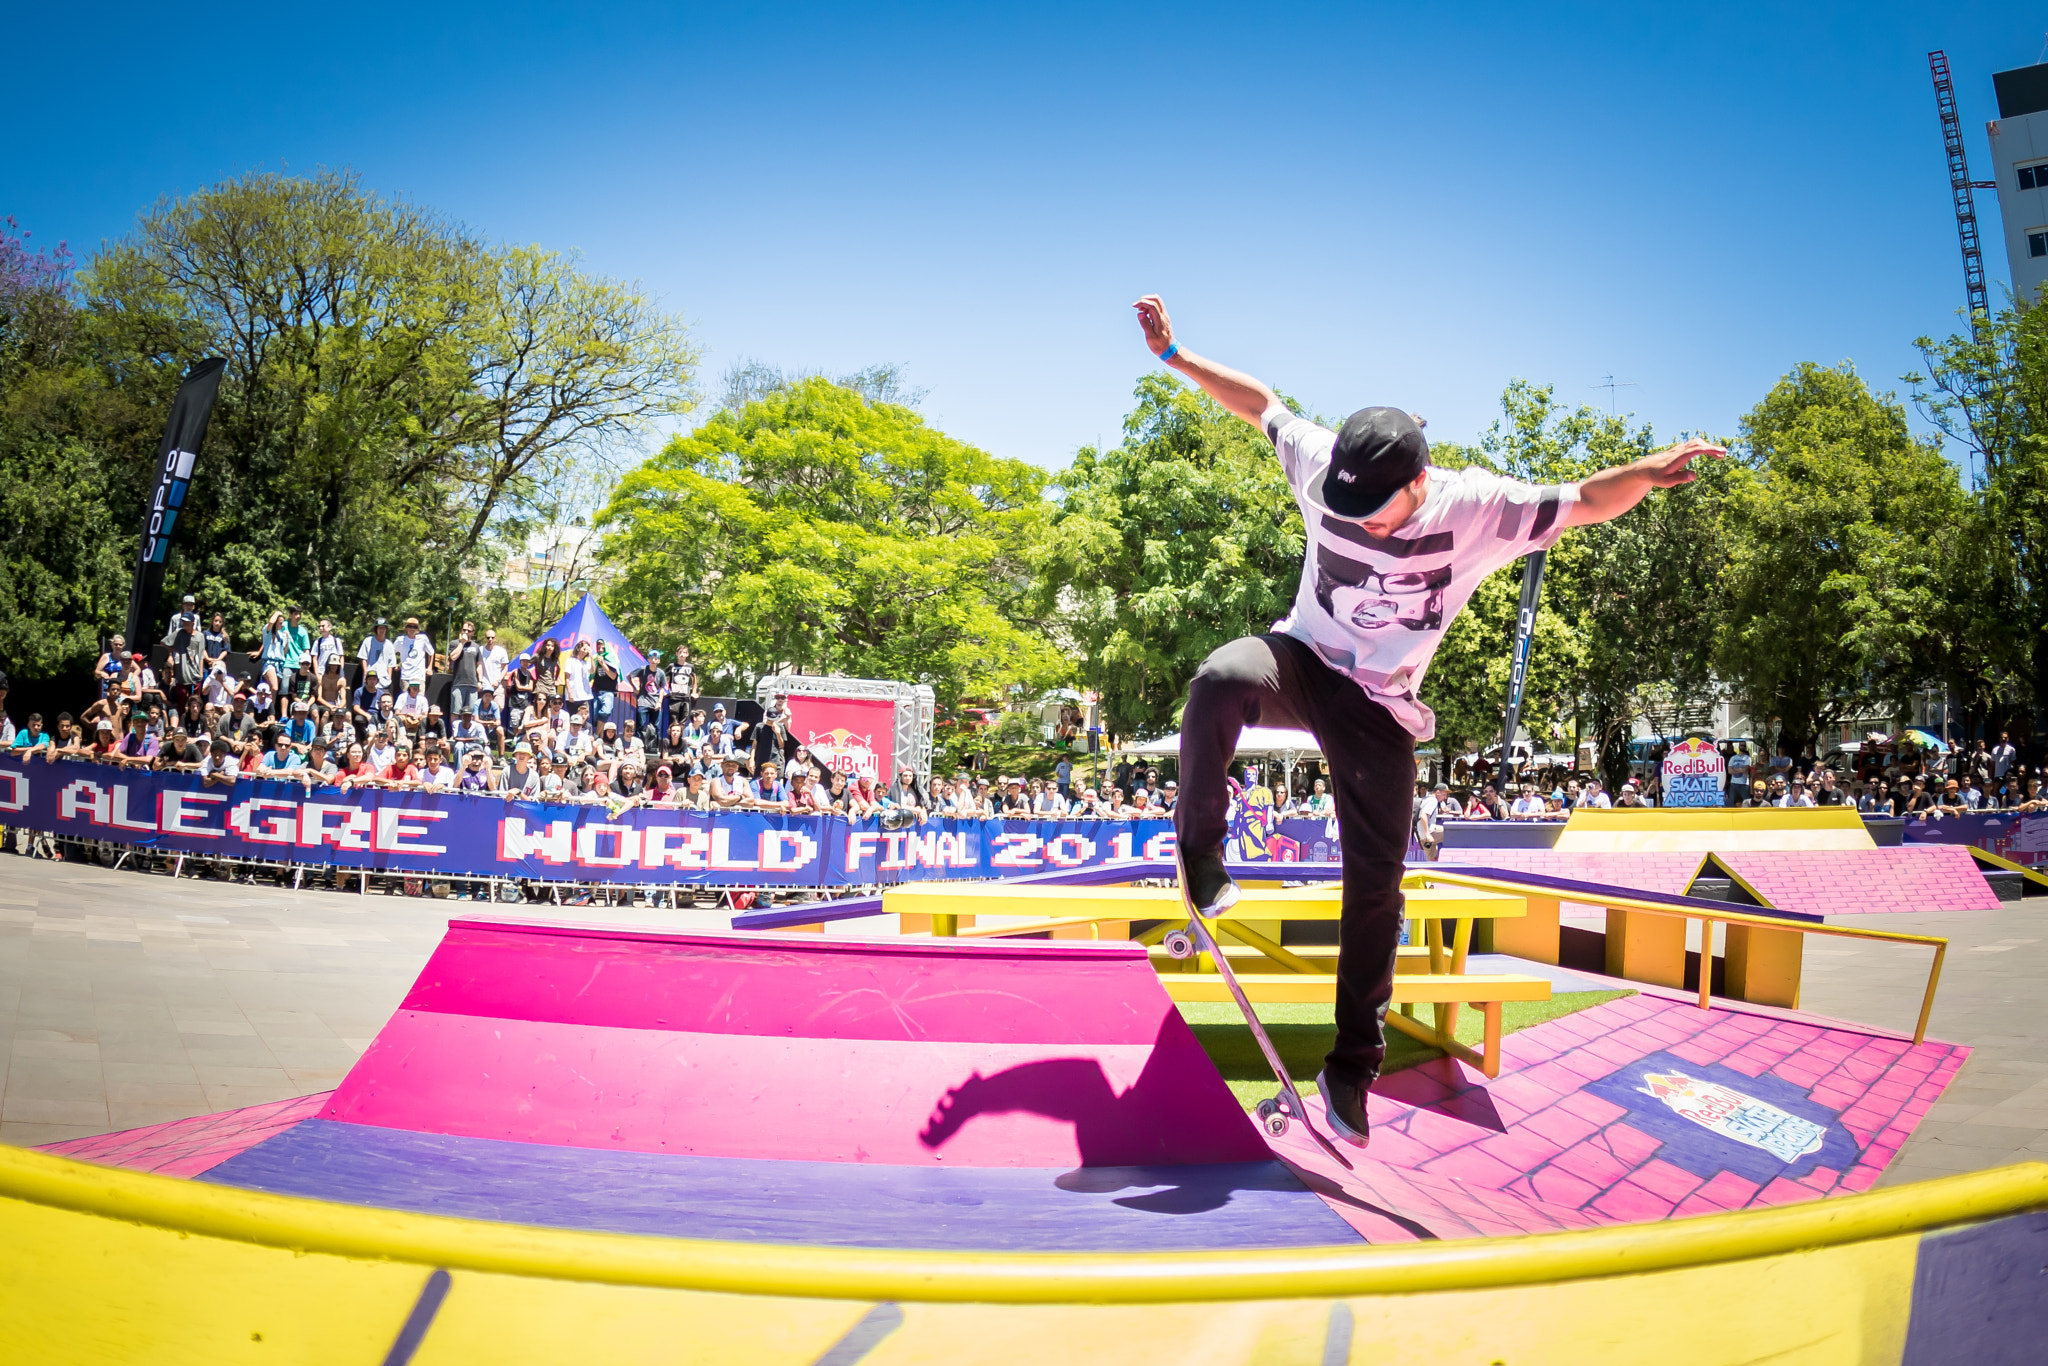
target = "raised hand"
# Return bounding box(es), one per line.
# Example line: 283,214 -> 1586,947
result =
1636,437 -> 1727,487
1132,295 -> 1176,357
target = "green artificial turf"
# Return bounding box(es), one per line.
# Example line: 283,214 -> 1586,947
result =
1178,990 -> 1635,1111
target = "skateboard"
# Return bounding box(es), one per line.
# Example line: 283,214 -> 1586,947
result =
1165,848 -> 1354,1169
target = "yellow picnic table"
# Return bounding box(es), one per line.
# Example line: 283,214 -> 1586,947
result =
880,880 -> 1546,1076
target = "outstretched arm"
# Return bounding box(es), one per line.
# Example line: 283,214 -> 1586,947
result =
1132,295 -> 1278,428
1562,438 -> 1726,527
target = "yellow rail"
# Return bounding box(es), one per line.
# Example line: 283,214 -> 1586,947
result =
1,1145 -> 2042,1304
1410,868 -> 1951,1044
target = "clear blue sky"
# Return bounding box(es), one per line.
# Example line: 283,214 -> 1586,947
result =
7,2 -> 2043,469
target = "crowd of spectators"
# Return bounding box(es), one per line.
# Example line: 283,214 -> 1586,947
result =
7,603 -> 2046,839
0,603 -> 1192,825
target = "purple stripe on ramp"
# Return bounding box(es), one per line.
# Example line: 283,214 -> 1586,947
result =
204,1118 -> 1358,1251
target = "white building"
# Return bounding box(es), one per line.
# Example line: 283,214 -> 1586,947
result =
1986,62 -> 2048,306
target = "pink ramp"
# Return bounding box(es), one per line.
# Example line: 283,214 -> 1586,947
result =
1437,849 -> 1710,898
1715,847 -> 2001,915
322,920 -> 1269,1168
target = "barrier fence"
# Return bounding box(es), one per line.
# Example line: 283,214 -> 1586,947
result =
0,756 -> 1282,892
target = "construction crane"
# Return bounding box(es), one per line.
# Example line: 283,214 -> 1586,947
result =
1929,50 -> 2000,323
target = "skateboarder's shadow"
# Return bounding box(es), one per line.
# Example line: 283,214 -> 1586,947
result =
917,1021 -> 1269,1213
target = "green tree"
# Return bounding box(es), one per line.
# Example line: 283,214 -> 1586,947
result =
1031,374 -> 1303,739
1911,305 -> 2047,730
596,376 -> 1065,709
1423,382 -> 1727,790
1717,363 -> 1967,758
0,170 -> 699,676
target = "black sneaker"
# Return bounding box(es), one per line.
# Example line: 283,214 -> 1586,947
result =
1182,847 -> 1240,919
1316,1069 -> 1372,1148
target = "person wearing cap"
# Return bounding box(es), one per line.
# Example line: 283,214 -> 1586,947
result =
357,619 -> 393,708
393,678 -> 427,731
281,699 -> 316,754
159,724 -> 205,771
1131,293 -> 1734,1147
1575,777 -> 1611,810
709,754 -> 749,809
114,711 -> 159,768
458,745 -> 497,793
503,741 -> 540,798
163,594 -> 206,710
198,734 -> 239,786
1775,776 -> 1816,809
391,616 -> 432,692
449,706 -> 489,764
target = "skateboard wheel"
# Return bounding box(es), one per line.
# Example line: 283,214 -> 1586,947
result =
1255,1098 -> 1279,1122
1262,1111 -> 1289,1137
1163,930 -> 1195,960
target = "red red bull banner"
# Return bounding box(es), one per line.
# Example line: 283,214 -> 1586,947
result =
788,694 -> 896,784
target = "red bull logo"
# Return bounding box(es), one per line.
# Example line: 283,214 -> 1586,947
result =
807,727 -> 881,781
1639,1070 -> 1825,1163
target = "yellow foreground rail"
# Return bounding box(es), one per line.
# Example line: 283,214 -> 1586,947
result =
1,1144 -> 2043,1304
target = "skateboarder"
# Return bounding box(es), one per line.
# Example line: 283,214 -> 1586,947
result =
1134,294 -> 1721,1145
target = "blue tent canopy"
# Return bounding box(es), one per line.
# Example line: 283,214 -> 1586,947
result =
516,592 -> 648,673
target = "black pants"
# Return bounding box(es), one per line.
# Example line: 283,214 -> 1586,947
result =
1175,633 -> 1415,1088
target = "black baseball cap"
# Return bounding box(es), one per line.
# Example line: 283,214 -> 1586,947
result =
1320,408 -> 1429,519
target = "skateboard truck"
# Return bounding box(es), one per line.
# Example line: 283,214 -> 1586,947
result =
1171,849 -> 1354,1169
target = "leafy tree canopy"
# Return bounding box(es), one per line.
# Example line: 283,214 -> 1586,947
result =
1717,362 -> 1967,756
1032,373 -> 1303,740
0,171 -> 697,677
596,376 -> 1065,709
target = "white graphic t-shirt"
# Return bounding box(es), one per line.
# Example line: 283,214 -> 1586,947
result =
1265,403 -> 1578,741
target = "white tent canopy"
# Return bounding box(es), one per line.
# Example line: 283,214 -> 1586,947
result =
1122,726 -> 1322,759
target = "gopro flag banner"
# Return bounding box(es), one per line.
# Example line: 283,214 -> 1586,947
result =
125,358 -> 226,646
1660,736 -> 1727,807
1499,550 -> 1546,772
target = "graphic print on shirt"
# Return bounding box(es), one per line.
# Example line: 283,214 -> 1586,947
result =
1314,518 -> 1457,631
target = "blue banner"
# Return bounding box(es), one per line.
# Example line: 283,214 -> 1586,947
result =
0,757 -> 1222,887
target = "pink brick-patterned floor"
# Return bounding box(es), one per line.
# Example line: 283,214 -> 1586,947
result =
1715,846 -> 2000,915
1270,993 -> 1967,1242
39,1093 -> 330,1178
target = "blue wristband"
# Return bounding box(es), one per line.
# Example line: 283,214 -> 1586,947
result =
1159,342 -> 1180,363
